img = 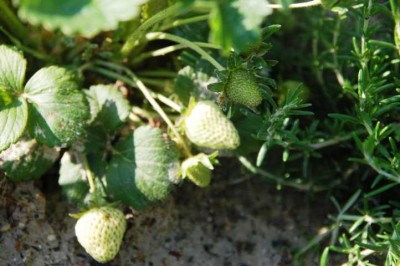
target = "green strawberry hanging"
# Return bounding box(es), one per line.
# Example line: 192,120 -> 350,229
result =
74,206 -> 126,263
184,101 -> 240,150
225,68 -> 263,108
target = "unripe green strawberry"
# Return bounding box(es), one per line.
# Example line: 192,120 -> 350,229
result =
184,101 -> 240,150
225,68 -> 263,108
74,206 -> 126,263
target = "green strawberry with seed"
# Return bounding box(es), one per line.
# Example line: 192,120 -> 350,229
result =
74,206 -> 126,263
225,68 -> 263,108
184,101 -> 240,150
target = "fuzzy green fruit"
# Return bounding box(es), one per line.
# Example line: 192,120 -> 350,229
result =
75,206 -> 126,263
225,69 -> 263,108
184,101 -> 240,150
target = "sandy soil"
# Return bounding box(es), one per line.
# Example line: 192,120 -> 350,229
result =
0,162 -> 333,266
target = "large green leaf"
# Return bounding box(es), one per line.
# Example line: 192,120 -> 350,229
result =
24,66 -> 89,146
106,126 -> 179,210
0,137 -> 59,181
85,84 -> 130,133
0,98 -> 28,151
0,45 -> 26,96
18,0 -> 147,37
209,0 -> 272,54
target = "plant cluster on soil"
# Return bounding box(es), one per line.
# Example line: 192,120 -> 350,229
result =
1,0 -> 400,265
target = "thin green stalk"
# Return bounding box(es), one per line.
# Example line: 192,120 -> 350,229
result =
145,32 -> 225,71
127,71 -> 192,157
309,129 -> 366,150
309,135 -> 353,150
133,43 -> 187,64
238,156 -> 337,191
360,0 -> 372,62
136,70 -> 178,78
390,0 -> 399,19
268,0 -> 321,9
90,65 -> 192,157
132,41 -> 220,65
139,77 -> 168,88
294,227 -> 333,259
369,40 -> 397,50
331,17 -> 345,87
151,92 -> 182,113
160,14 -> 210,31
121,3 -> 185,56
131,106 -> 157,120
82,155 -> 96,193
0,26 -> 47,60
312,17 -> 338,112
0,0 -> 30,43
364,153 -> 400,183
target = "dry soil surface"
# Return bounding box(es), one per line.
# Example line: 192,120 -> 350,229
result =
0,163 -> 332,266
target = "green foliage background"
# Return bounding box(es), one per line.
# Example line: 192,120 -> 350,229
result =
1,0 -> 400,264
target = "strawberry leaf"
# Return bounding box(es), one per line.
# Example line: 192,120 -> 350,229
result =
24,66 -> 89,146
0,137 -> 59,181
209,0 -> 272,54
0,98 -> 28,151
85,84 -> 130,133
106,126 -> 179,210
0,45 -> 26,96
18,0 -> 147,37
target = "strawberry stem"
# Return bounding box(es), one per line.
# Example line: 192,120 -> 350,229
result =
268,0 -> 321,9
159,14 -> 210,31
131,42 -> 220,65
82,154 -> 96,193
145,32 -> 225,71
151,92 -> 183,113
121,3 -> 186,56
0,0 -> 30,44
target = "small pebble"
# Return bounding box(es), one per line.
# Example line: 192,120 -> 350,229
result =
47,234 -> 57,242
0,223 -> 11,232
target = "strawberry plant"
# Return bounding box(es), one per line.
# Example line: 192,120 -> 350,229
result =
1,0 -> 400,264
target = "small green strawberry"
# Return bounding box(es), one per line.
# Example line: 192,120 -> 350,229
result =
181,152 -> 218,187
225,68 -> 263,108
184,101 -> 240,150
74,206 -> 126,263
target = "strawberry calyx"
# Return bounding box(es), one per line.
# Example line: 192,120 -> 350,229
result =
180,152 -> 218,187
